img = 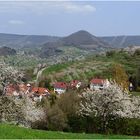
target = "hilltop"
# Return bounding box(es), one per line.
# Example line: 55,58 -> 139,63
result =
40,30 -> 111,58
61,30 -> 110,49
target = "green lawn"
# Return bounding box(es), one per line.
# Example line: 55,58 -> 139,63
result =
0,124 -> 139,139
43,62 -> 74,75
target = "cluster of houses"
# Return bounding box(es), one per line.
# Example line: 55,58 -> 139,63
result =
54,80 -> 82,94
54,79 -> 110,94
4,78 -> 110,101
5,83 -> 50,101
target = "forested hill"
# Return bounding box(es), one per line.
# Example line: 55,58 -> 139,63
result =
0,33 -> 59,49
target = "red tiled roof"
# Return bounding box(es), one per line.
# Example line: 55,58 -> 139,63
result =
6,84 -> 50,96
32,87 -> 49,94
54,82 -> 67,89
90,78 -> 105,84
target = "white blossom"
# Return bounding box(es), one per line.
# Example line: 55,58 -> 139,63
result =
78,82 -> 140,119
0,62 -> 24,94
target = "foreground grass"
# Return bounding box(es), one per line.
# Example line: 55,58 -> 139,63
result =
0,124 -> 139,139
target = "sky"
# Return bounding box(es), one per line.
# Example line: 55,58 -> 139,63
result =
0,1 -> 140,36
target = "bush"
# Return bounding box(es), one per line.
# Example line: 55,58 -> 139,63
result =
106,50 -> 116,57
67,116 -> 140,136
56,92 -> 81,131
56,92 -> 80,117
107,118 -> 140,136
67,116 -> 87,133
46,105 -> 67,131
31,120 -> 48,130
134,49 -> 140,56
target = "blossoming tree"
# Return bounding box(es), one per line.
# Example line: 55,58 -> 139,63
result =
0,61 -> 24,95
78,82 -> 140,132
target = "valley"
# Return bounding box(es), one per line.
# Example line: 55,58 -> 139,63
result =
0,30 -> 140,138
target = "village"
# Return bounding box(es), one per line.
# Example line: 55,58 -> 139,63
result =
4,78 -> 111,101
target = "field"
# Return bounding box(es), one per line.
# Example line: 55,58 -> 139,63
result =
0,124 -> 139,139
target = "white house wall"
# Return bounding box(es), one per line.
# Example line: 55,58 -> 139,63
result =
54,88 -> 66,94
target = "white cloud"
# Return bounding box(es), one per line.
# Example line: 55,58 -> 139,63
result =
61,3 -> 96,13
8,20 -> 25,25
0,1 -> 96,14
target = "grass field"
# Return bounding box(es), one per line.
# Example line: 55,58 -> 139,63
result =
0,124 -> 139,139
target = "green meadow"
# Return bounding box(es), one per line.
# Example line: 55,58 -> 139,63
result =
0,124 -> 139,139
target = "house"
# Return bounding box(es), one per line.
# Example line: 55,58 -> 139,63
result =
32,87 -> 50,96
31,87 -> 50,101
70,80 -> 82,89
90,78 -> 110,90
53,82 -> 67,94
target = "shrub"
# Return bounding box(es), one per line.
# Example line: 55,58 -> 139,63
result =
56,92 -> 80,117
31,119 -> 48,130
55,92 -> 82,132
134,49 -> 140,56
107,118 -> 140,136
106,50 -> 116,57
46,104 -> 67,131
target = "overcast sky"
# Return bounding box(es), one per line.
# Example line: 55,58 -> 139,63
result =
0,1 -> 140,36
